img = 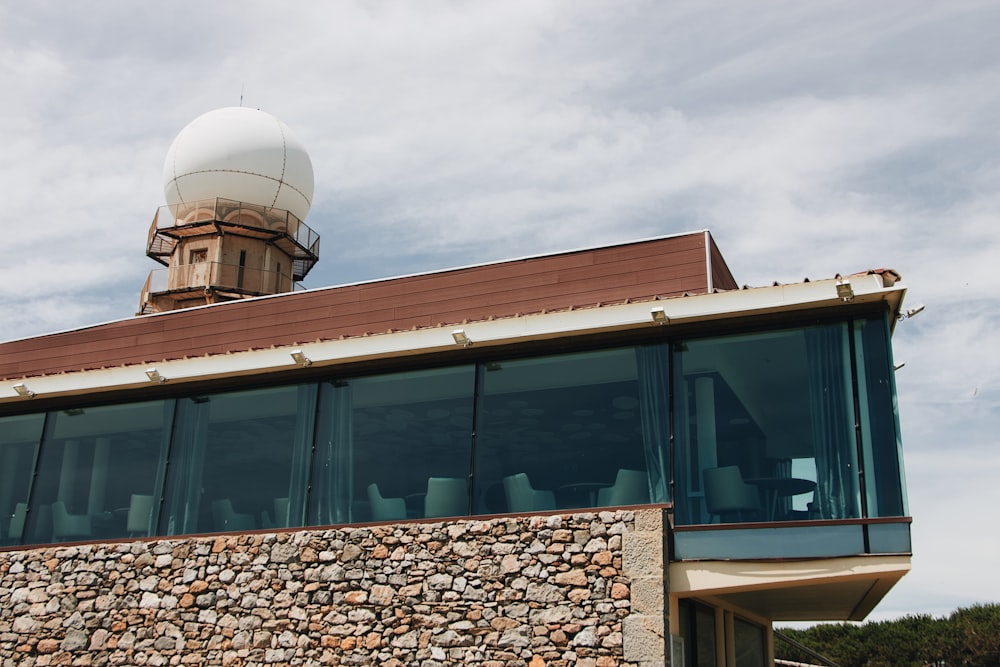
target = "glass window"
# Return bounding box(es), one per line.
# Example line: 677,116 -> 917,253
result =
310,366 -> 476,524
0,413 -> 44,545
161,386 -> 314,535
1,314 -> 908,548
474,346 -> 668,514
678,599 -> 718,667
673,325 -> 860,525
854,315 -> 907,518
733,616 -> 766,667
26,401 -> 171,544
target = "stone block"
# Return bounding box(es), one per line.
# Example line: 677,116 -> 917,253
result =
622,613 -> 666,664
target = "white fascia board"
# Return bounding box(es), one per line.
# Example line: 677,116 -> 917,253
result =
0,274 -> 904,404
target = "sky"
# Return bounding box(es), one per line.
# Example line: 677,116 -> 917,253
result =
1,1 -> 997,622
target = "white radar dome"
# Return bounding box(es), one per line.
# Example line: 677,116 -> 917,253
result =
163,107 -> 314,221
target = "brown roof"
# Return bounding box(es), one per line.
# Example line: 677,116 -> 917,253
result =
0,232 -> 735,381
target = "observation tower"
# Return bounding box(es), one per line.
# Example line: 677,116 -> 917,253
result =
139,107 -> 320,314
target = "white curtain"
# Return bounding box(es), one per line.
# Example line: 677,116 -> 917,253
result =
635,345 -> 670,504
806,325 -> 860,519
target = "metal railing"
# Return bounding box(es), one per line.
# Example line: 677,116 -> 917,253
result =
774,630 -> 841,667
145,198 -> 321,279
139,262 -> 296,313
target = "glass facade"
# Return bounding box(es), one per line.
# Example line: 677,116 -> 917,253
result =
672,318 -> 905,527
22,402 -> 170,544
474,347 -> 668,515
310,367 -> 477,525
854,317 -> 908,518
0,414 -> 43,545
159,386 -> 313,536
0,313 -> 906,549
678,600 -> 718,667
678,600 -> 767,667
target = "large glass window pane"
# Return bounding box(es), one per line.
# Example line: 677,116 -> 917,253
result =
673,325 -> 861,525
310,366 -> 476,524
854,315 -> 908,518
0,413 -> 44,546
26,401 -> 171,544
309,380 -> 355,526
474,346 -> 668,514
162,385 -> 314,535
678,599 -> 718,667
733,616 -> 766,667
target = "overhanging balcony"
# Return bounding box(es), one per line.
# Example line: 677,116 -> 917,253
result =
668,549 -> 911,622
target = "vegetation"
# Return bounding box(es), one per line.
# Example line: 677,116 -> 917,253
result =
775,604 -> 1000,667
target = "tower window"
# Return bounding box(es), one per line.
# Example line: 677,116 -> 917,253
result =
189,249 -> 208,264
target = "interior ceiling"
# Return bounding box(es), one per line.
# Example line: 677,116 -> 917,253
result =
685,331 -> 813,459
352,379 -> 645,464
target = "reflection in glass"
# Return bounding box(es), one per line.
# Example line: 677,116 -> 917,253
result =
733,616 -> 766,667
25,402 -> 170,544
854,315 -> 907,518
0,414 -> 44,545
678,599 -> 718,667
475,347 -> 668,514
0,314 -> 906,545
162,386 -> 313,535
674,325 -> 861,525
311,366 -> 476,524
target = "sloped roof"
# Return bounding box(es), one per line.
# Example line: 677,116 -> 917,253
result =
0,231 -> 733,381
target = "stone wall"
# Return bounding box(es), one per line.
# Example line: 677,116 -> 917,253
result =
0,509 -> 666,667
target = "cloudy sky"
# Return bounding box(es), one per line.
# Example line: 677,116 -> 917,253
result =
1,1 -> 997,621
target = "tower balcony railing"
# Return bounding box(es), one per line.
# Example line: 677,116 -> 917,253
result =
146,198 -> 320,280
138,262 -> 300,313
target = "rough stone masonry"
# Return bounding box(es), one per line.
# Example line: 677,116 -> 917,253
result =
0,509 -> 666,667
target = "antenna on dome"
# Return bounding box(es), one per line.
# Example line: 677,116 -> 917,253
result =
239,84 -> 244,107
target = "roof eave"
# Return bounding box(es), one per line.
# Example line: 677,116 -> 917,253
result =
0,273 -> 905,406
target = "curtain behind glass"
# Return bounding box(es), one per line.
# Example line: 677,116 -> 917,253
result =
636,344 -> 670,503
285,383 -> 319,527
670,358 -> 696,525
806,325 -> 860,519
310,381 -> 354,526
160,397 -> 210,535
854,316 -> 907,517
165,387 -> 310,534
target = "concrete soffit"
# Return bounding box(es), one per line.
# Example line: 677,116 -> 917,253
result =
1,274 -> 905,404
667,555 -> 912,597
667,554 -> 912,622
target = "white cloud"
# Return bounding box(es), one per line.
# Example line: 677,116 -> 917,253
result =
1,0 -> 999,620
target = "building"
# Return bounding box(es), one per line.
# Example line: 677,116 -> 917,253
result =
0,109 -> 911,667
